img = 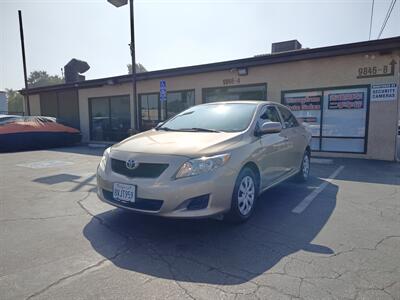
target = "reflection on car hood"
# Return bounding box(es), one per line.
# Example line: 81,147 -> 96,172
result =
112,129 -> 244,157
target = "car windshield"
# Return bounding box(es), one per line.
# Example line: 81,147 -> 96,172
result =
158,103 -> 257,132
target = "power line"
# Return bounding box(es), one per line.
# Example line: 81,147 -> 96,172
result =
368,0 -> 375,40
377,0 -> 397,39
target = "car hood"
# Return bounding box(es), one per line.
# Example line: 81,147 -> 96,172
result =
111,129 -> 245,157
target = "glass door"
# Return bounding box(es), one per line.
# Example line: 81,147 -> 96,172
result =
110,96 -> 131,141
90,96 -> 130,141
90,97 -> 111,141
140,94 -> 160,131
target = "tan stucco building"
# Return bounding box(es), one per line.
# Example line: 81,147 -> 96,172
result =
21,37 -> 400,161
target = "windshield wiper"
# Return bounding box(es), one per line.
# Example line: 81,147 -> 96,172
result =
178,127 -> 221,133
156,127 -> 175,131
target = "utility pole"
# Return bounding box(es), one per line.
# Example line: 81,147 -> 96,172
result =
18,10 -> 30,115
129,0 -> 139,131
108,0 -> 139,132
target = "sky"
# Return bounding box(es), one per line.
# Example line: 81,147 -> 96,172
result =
0,0 -> 399,91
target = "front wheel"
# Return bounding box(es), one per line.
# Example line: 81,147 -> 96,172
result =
225,167 -> 258,223
295,150 -> 310,182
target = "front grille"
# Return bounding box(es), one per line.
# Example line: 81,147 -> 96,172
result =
111,158 -> 168,178
102,189 -> 163,211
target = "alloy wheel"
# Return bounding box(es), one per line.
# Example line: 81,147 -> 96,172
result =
303,154 -> 310,179
237,175 -> 255,216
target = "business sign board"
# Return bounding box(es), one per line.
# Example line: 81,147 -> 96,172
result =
371,83 -> 397,102
285,96 -> 321,111
160,80 -> 167,102
284,93 -> 322,142
328,92 -> 364,110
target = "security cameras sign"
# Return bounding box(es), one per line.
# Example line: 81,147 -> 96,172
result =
160,80 -> 167,102
371,83 -> 397,102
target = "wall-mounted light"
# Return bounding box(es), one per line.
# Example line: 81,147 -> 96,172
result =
237,67 -> 248,76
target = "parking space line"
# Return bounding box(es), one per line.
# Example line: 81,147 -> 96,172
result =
292,165 -> 345,214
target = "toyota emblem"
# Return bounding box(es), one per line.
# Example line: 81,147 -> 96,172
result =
125,159 -> 137,170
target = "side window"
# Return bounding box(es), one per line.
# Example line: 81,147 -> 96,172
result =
278,106 -> 299,128
260,106 -> 282,123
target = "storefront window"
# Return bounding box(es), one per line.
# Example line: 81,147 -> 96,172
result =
283,86 -> 369,153
90,95 -> 130,141
203,84 -> 266,103
321,87 -> 368,153
139,90 -> 195,131
166,91 -> 195,119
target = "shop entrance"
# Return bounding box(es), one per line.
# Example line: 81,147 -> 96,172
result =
89,95 -> 130,142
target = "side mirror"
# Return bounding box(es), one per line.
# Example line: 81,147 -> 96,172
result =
257,121 -> 282,136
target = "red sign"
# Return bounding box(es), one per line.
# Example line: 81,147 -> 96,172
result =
328,92 -> 364,109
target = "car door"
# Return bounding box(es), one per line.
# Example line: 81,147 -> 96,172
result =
277,105 -> 304,172
257,105 -> 290,189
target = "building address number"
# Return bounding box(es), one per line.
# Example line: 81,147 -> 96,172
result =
357,59 -> 397,79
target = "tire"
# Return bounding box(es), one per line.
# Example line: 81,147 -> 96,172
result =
295,150 -> 311,182
225,167 -> 258,223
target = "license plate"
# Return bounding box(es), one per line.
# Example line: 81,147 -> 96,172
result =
113,183 -> 136,203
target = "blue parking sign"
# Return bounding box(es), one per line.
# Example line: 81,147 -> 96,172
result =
160,80 -> 167,102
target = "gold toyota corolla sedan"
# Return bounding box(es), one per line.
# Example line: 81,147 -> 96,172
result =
97,101 -> 311,222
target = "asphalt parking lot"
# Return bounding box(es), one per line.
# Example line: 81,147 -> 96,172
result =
1,146 -> 399,300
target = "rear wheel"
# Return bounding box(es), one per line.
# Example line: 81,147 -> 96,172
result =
295,150 -> 310,182
225,167 -> 258,223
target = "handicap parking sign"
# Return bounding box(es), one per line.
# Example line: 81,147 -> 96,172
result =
160,80 -> 167,102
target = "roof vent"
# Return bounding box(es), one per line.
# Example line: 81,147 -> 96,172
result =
271,40 -> 302,53
64,59 -> 90,83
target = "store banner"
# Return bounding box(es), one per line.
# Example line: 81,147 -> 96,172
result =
285,96 -> 321,111
371,83 -> 397,102
328,92 -> 364,110
284,94 -> 322,140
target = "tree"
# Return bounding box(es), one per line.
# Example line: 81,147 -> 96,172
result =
5,89 -> 24,113
27,70 -> 64,88
127,63 -> 147,74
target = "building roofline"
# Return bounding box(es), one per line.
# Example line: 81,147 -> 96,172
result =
19,36 -> 400,95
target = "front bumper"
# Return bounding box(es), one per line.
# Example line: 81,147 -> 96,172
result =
96,153 -> 237,218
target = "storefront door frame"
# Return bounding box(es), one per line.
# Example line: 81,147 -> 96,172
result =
88,94 -> 130,142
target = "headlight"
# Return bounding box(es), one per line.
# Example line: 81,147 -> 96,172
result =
99,147 -> 111,171
175,153 -> 231,179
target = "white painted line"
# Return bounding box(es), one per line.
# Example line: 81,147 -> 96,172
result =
292,165 -> 345,214
16,160 -> 74,169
